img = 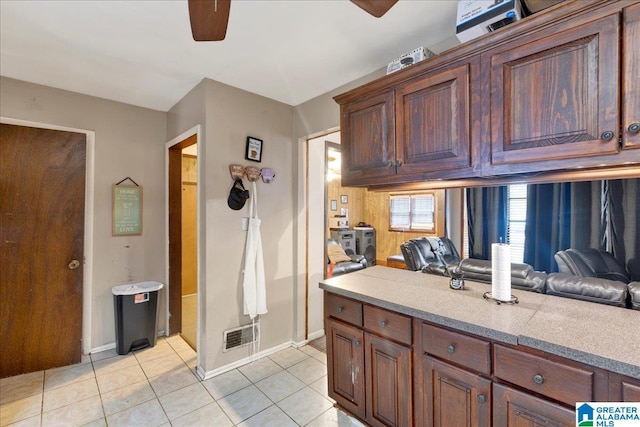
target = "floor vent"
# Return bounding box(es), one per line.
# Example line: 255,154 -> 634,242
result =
223,323 -> 258,352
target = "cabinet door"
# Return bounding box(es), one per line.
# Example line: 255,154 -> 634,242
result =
493,383 -> 575,427
326,318 -> 365,419
422,356 -> 491,427
395,63 -> 474,177
341,90 -> 396,185
623,2 -> 640,149
365,333 -> 412,427
488,13 -> 620,170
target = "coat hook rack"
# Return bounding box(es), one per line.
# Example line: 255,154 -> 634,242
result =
228,164 -> 276,183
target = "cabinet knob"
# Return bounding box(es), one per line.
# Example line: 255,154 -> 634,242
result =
533,374 -> 544,385
336,306 -> 343,313
395,159 -> 403,166
379,320 -> 387,328
386,160 -> 394,168
355,341 -> 361,347
629,123 -> 640,134
477,394 -> 486,404
601,130 -> 615,141
447,345 -> 455,354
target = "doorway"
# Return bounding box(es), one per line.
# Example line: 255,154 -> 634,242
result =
305,131 -> 340,340
1,123 -> 86,377
167,132 -> 198,351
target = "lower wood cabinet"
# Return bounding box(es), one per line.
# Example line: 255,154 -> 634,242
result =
493,383 -> 575,426
325,318 -> 365,419
422,355 -> 491,427
325,292 -> 640,427
365,332 -> 412,427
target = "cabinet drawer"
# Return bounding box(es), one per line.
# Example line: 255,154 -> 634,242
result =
494,344 -> 594,406
363,305 -> 411,345
325,293 -> 362,327
422,323 -> 491,375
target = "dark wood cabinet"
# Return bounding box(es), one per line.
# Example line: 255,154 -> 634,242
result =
340,90 -> 396,185
365,332 -> 412,427
335,0 -> 640,188
493,383 -> 575,427
608,372 -> 640,402
486,12 -> 620,173
325,318 -> 365,419
623,2 -> 640,150
422,356 -> 491,427
395,60 -> 479,178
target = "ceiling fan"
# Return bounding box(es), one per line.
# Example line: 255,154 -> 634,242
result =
188,0 -> 399,42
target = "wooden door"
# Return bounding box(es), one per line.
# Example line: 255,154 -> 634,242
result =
493,383 -> 575,427
0,124 -> 86,378
488,13 -> 620,171
365,333 -> 412,427
341,90 -> 396,185
395,62 -> 474,177
623,2 -> 640,149
422,356 -> 491,427
326,318 -> 365,419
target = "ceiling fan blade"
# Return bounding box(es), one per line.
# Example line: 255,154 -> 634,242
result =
188,0 -> 231,41
351,0 -> 398,18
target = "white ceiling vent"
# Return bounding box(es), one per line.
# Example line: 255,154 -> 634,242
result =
223,323 -> 258,352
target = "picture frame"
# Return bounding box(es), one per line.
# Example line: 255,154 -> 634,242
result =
245,136 -> 263,162
113,185 -> 143,236
330,200 -> 337,211
340,194 -> 348,204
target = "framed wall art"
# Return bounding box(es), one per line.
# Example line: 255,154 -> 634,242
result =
245,136 -> 263,162
113,184 -> 143,236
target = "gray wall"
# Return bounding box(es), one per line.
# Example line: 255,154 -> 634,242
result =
1,76 -> 167,350
168,79 -> 294,373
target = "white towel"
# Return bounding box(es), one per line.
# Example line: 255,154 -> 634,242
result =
242,181 -> 267,319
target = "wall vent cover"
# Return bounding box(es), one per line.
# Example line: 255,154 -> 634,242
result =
223,323 -> 258,352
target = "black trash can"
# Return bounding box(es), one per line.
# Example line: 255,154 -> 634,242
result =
112,281 -> 164,355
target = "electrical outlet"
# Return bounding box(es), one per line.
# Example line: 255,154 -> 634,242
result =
241,217 -> 248,231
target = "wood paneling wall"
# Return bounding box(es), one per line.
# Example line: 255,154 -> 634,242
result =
326,176 -> 446,264
182,154 -> 197,295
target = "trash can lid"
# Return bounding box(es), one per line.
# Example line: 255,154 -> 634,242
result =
112,281 -> 164,295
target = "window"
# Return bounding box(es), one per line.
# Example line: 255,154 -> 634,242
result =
390,192 -> 436,231
507,184 -> 527,263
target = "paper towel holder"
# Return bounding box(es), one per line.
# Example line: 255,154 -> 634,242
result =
483,292 -> 519,305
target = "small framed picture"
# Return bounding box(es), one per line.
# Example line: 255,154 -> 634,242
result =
340,195 -> 348,204
245,137 -> 263,162
330,200 -> 337,211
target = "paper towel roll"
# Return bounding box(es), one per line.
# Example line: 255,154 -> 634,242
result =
492,243 -> 511,301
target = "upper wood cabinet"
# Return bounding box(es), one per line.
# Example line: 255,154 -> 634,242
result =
341,90 -> 396,184
623,2 -> 640,150
335,0 -> 640,188
486,13 -> 620,174
395,61 -> 477,177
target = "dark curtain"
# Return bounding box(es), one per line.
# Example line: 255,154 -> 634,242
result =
604,179 -> 640,281
523,181 -> 602,273
466,186 -> 507,260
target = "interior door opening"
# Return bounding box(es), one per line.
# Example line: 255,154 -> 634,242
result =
167,134 -> 198,351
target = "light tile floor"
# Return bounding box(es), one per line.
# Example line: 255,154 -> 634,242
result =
0,335 -> 366,427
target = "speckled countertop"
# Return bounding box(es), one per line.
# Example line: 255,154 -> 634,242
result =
319,266 -> 640,379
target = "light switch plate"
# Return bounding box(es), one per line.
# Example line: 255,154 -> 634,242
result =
241,217 -> 248,231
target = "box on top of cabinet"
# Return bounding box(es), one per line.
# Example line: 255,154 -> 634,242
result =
386,46 -> 436,75
456,0 -> 525,43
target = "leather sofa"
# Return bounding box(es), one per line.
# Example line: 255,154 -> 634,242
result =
546,273 -> 629,307
554,248 -> 632,283
327,239 -> 367,277
455,258 -> 547,293
400,237 -> 461,273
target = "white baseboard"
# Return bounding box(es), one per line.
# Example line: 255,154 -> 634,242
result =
90,342 -> 116,354
308,329 -> 325,341
196,341 -> 293,380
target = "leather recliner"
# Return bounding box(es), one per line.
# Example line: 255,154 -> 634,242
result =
327,239 -> 367,277
400,237 -> 461,273
554,248 -> 632,284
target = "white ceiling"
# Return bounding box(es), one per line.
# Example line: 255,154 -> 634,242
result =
0,0 -> 460,112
